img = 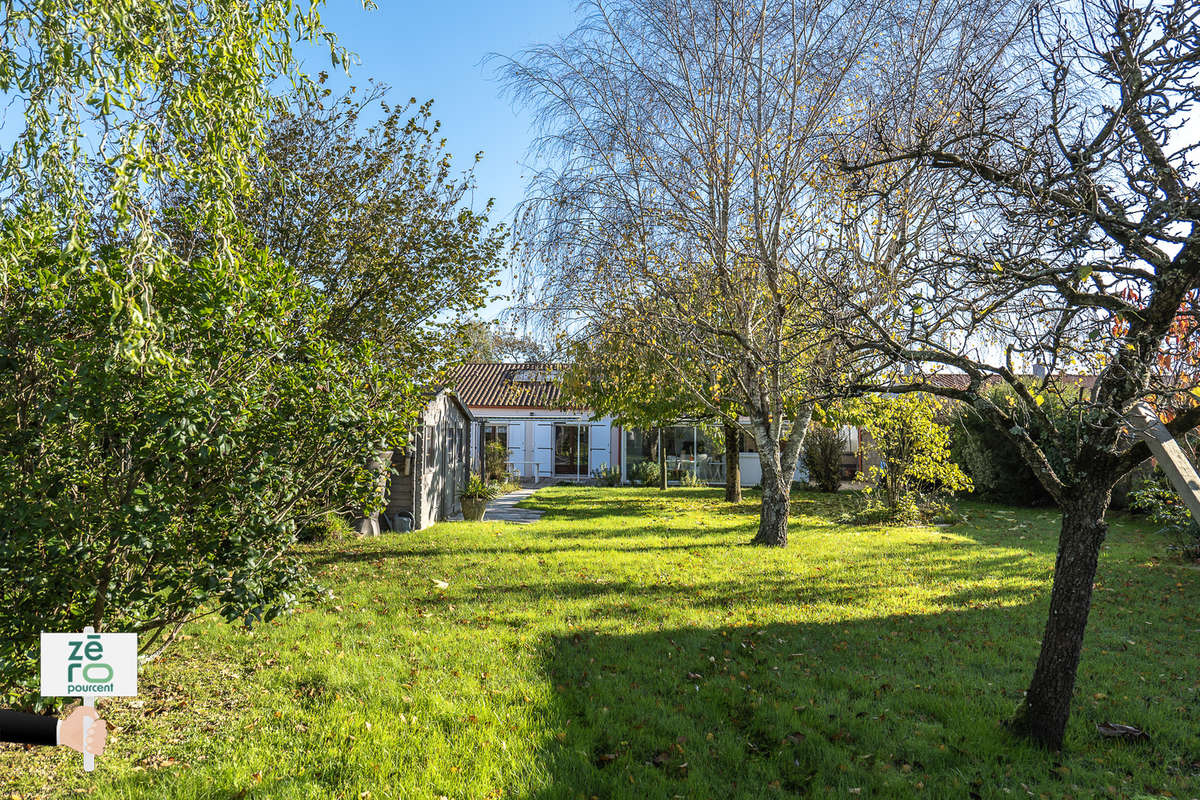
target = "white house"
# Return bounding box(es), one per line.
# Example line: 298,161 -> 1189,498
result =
455,362 -> 618,483
453,362 -> 858,486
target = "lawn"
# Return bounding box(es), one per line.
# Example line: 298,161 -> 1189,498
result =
2,487 -> 1197,799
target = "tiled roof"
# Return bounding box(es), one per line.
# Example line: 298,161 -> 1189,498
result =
452,363 -> 1098,411
452,362 -> 574,410
927,373 -> 971,391
924,373 -> 1097,392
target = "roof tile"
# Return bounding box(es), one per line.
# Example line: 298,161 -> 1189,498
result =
452,362 -> 573,409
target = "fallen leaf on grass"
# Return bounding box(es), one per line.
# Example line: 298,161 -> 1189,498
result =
1096,722 -> 1149,741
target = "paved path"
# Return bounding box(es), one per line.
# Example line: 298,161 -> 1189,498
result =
485,488 -> 544,524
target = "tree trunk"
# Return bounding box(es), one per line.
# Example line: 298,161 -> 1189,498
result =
1009,485 -> 1111,749
724,422 -> 742,503
754,469 -> 789,546
657,428 -> 667,491
749,406 -> 811,547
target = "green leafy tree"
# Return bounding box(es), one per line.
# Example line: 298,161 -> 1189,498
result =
229,82 -> 506,521
0,0 -> 411,704
239,81 -> 506,382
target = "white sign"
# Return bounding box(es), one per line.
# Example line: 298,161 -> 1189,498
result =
40,631 -> 138,698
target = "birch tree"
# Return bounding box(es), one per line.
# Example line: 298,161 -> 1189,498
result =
501,0 -> 883,545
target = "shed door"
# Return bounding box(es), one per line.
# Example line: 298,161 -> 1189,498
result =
589,422 -> 611,473
507,423 -> 525,477
533,423 -> 554,480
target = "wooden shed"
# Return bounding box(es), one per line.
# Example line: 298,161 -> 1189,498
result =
384,389 -> 475,531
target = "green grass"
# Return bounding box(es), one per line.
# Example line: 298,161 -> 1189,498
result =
3,487 -> 1198,799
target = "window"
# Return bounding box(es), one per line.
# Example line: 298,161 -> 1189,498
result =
622,426 -> 727,483
424,425 -> 436,467
483,424 -> 508,449
554,424 -> 589,476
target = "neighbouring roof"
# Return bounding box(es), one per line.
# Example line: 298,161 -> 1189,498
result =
452,362 -> 574,410
924,373 -> 1097,392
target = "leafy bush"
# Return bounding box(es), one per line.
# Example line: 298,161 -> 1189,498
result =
838,489 -> 966,527
484,440 -> 509,482
628,460 -> 661,487
1129,474 -> 1200,559
0,0 -> 400,708
803,425 -> 843,492
0,246 -> 404,706
845,394 -> 971,524
592,465 -> 622,486
681,470 -> 705,487
949,396 -> 1052,506
298,513 -> 355,543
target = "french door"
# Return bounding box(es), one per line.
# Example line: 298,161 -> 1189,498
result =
554,424 -> 590,476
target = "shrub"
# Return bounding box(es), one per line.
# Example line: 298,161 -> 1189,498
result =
592,465 -> 622,486
847,394 -> 971,524
484,440 -> 509,482
949,395 -> 1052,506
298,513 -> 355,543
803,425 -> 843,492
681,470 -> 705,487
1129,474 -> 1200,560
628,460 -> 661,487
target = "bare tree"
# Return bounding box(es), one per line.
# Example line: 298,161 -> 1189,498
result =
499,0 -> 884,545
841,0 -> 1200,748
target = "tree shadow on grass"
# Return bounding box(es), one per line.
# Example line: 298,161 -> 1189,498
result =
447,547 -> 1047,612
522,603 -> 1196,800
310,539 -> 747,569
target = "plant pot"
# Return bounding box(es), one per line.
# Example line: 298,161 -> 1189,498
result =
461,497 -> 488,521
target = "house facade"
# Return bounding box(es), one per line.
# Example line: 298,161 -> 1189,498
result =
453,362 -> 857,486
454,363 -> 619,483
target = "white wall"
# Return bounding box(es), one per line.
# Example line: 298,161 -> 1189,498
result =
738,453 -> 809,487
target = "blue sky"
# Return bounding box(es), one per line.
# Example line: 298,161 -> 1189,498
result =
303,1 -> 585,318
